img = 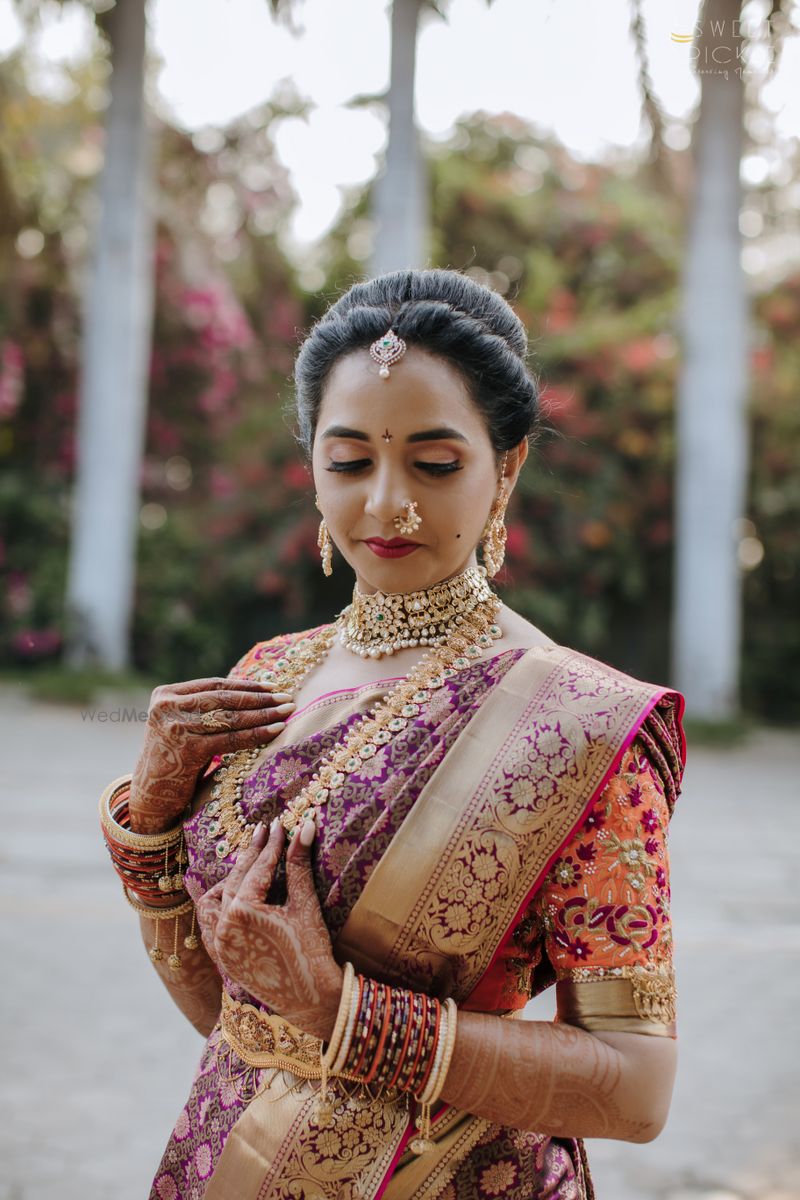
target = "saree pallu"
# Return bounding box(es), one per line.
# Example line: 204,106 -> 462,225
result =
149,634 -> 685,1200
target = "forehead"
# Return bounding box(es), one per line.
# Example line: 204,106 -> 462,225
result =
317,346 -> 482,433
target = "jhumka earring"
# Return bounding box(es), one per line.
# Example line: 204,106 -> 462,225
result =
369,329 -> 407,379
315,494 -> 333,577
394,500 -> 422,536
480,452 -> 510,578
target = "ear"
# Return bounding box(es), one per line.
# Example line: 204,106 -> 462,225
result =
504,438 -> 528,490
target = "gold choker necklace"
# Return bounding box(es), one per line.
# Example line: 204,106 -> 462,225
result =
339,565 -> 501,658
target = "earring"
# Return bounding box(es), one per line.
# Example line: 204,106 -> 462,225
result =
480,452 -> 510,578
315,494 -> 333,577
394,500 -> 422,536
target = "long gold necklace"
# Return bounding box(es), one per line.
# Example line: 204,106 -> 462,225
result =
206,567 -> 503,856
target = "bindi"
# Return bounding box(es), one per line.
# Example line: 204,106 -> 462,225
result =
382,428 -> 393,443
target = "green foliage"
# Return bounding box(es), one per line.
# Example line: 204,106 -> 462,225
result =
744,279 -> 800,720
0,60 -> 797,721
322,114 -> 797,711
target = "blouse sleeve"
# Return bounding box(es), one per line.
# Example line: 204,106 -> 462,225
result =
533,735 -> 678,1037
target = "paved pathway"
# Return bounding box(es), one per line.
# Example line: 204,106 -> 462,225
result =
1,681 -> 798,1199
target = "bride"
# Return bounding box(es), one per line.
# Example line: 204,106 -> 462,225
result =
100,268 -> 685,1200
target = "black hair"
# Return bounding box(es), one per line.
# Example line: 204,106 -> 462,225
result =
292,268 -> 540,465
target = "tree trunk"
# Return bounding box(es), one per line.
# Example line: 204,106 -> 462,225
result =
371,0 -> 428,276
64,0 -> 155,671
672,0 -> 749,720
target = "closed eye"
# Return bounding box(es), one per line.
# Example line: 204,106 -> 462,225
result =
325,460 -> 463,476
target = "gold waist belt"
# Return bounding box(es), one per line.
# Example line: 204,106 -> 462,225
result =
220,990 -> 325,1077
220,991 -> 379,1086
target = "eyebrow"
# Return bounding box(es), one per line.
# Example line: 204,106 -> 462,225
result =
321,425 -> 469,444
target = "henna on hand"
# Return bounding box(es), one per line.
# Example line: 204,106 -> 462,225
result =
129,678 -> 295,833
438,1010 -> 677,1143
196,820 -> 344,1040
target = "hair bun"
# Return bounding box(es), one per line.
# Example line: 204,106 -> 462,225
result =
292,268 -> 539,459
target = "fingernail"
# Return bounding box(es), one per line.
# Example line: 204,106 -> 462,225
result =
270,817 -> 279,834
274,702 -> 295,712
268,721 -> 286,731
299,818 -> 316,846
252,822 -> 267,846
271,692 -> 292,700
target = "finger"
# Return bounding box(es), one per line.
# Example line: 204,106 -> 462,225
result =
220,822 -> 269,913
234,819 -> 286,907
189,691 -> 296,714
195,882 -> 224,946
161,677 -> 294,699
207,721 -> 292,750
188,704 -> 295,734
285,818 -> 319,909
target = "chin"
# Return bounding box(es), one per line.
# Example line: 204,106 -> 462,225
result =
360,557 -> 473,596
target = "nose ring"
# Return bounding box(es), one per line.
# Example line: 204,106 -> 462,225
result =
394,500 -> 422,537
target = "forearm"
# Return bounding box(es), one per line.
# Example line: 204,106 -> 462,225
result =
438,1011 -> 675,1143
137,907 -> 222,1038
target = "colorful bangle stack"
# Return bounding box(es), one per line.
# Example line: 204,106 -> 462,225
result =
317,963 -> 458,1155
99,774 -> 199,971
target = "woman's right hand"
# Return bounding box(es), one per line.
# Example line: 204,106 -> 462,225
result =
128,678 -> 296,833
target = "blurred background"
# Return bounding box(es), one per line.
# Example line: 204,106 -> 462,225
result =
1,1 -> 799,1198
1,0 -> 798,725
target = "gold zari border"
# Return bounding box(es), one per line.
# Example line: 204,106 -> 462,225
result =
336,644 -> 667,1003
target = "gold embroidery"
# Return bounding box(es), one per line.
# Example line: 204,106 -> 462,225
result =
558,963 -> 677,1035
629,962 -> 677,1024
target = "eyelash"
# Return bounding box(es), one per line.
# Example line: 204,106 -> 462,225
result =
325,460 -> 463,476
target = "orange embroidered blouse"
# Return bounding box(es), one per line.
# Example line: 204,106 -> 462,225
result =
465,735 -> 676,1034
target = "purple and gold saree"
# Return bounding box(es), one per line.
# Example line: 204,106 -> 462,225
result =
149,626 -> 686,1200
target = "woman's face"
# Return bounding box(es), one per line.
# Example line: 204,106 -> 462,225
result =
311,346 -> 527,595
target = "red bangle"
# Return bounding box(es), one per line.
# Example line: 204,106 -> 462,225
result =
413,998 -> 442,1098
387,990 -> 415,1089
351,978 -> 381,1076
404,993 -> 429,1093
364,984 -> 394,1084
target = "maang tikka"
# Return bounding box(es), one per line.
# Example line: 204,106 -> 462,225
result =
481,451 -> 510,578
370,329 -> 407,379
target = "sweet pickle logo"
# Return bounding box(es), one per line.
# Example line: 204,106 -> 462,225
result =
671,20 -> 777,78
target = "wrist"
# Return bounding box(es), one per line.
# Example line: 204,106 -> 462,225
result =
309,964 -> 347,1043
128,806 -> 181,836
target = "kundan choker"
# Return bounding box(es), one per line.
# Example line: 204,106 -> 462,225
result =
339,565 -> 499,658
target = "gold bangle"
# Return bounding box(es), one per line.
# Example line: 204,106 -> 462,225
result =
316,962 -> 356,1127
321,962 -> 356,1073
418,1004 -> 448,1105
99,774 -> 185,850
331,970 -> 362,1076
122,883 -> 194,919
424,998 -> 458,1107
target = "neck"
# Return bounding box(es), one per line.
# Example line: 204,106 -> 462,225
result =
353,553 -> 481,598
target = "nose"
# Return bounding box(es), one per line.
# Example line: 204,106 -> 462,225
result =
362,464 -> 410,528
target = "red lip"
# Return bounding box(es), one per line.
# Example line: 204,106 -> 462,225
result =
364,537 -> 420,548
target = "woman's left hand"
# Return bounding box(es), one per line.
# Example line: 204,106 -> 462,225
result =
195,818 -> 344,1041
